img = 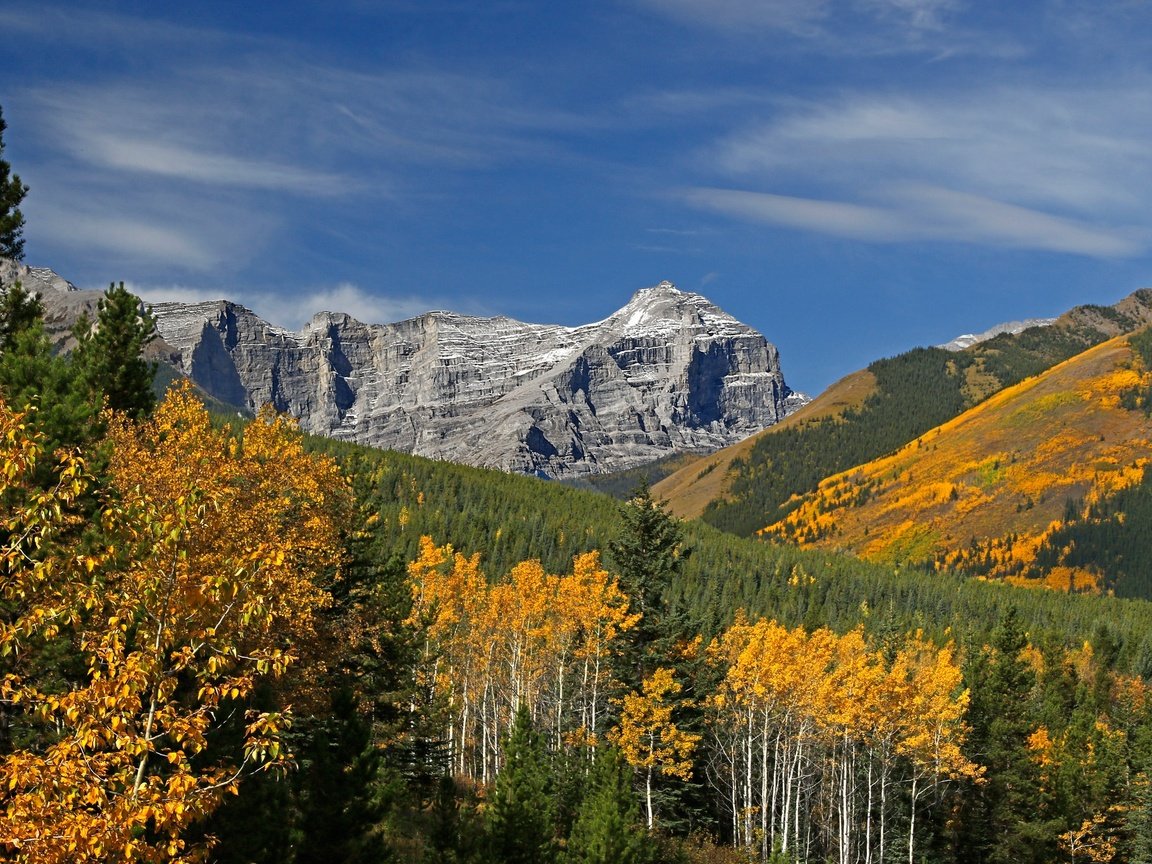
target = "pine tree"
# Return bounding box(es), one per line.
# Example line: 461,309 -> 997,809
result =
607,480 -> 691,689
0,105 -> 28,261
73,282 -> 158,417
0,281 -> 43,350
293,689 -> 393,864
960,606 -> 1044,864
486,707 -> 556,864
0,293 -> 96,458
607,482 -> 707,833
563,748 -> 651,864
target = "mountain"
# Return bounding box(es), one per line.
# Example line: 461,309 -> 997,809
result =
655,287 -> 1152,535
0,261 -> 804,478
937,317 -> 1057,352
762,329 -> 1152,596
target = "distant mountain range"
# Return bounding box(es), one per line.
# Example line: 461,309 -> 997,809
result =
0,260 -> 805,478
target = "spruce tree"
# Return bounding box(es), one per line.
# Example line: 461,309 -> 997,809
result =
73,282 -> 158,418
486,707 -> 555,864
563,748 -> 651,864
607,482 -> 708,835
0,281 -> 43,351
960,606 -> 1044,864
0,292 -> 96,458
607,480 -> 691,688
0,105 -> 28,261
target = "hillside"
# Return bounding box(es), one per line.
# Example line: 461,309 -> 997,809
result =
657,288 -> 1152,536
762,330 -> 1152,596
305,431 -> 1152,662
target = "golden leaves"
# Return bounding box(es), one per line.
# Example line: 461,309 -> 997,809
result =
0,382 -> 350,864
611,667 -> 700,780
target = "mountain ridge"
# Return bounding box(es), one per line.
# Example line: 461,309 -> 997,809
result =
761,329 -> 1152,595
0,261 -> 805,478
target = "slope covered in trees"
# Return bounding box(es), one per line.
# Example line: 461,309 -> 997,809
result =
4,376 -> 1152,862
763,331 -> 1152,597
657,290 -> 1152,537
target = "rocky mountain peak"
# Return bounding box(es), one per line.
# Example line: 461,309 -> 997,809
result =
150,279 -> 805,477
0,259 -> 808,478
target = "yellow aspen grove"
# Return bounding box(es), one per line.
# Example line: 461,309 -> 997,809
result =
895,637 -> 981,864
406,542 -> 635,781
0,383 -> 349,864
404,537 -> 489,778
611,666 -> 701,830
706,618 -> 975,864
559,552 -> 638,749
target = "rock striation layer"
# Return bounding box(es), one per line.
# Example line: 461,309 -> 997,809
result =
151,281 -> 804,477
0,260 -> 805,478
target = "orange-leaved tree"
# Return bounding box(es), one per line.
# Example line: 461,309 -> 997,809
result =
0,382 -> 350,864
611,666 -> 700,830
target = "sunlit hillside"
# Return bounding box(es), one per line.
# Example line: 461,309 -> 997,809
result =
656,289 -> 1152,538
762,331 -> 1152,594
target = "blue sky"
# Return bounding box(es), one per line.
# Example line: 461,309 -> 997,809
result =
3,0 -> 1152,393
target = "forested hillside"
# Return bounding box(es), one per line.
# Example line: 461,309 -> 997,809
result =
762,330 -> 1152,598
664,290 -> 1152,537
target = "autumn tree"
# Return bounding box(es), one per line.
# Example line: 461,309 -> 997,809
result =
0,382 -> 350,863
0,105 -> 28,261
611,667 -> 700,830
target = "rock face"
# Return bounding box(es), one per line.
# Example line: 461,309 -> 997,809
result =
151,281 -> 805,477
0,259 -> 99,351
0,261 -> 804,477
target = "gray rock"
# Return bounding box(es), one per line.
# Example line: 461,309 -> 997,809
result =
2,261 -> 806,477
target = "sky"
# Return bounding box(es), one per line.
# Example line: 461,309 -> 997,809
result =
2,0 -> 1152,394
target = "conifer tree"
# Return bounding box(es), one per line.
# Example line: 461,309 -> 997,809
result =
0,280 -> 43,350
960,606 -> 1043,864
607,482 -> 707,834
73,281 -> 158,418
608,481 -> 691,687
0,105 -> 28,261
0,287 -> 96,457
563,748 -> 651,864
486,707 -> 556,864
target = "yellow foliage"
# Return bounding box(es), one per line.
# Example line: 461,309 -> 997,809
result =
0,383 -> 350,864
757,335 -> 1152,589
406,541 -> 636,779
611,667 -> 700,780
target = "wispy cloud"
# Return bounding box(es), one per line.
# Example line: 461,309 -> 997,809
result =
127,279 -> 438,331
684,81 -> 1152,256
11,6 -> 589,280
683,186 -> 1144,256
78,133 -> 345,194
28,203 -> 231,271
630,0 -> 996,55
633,0 -> 831,35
